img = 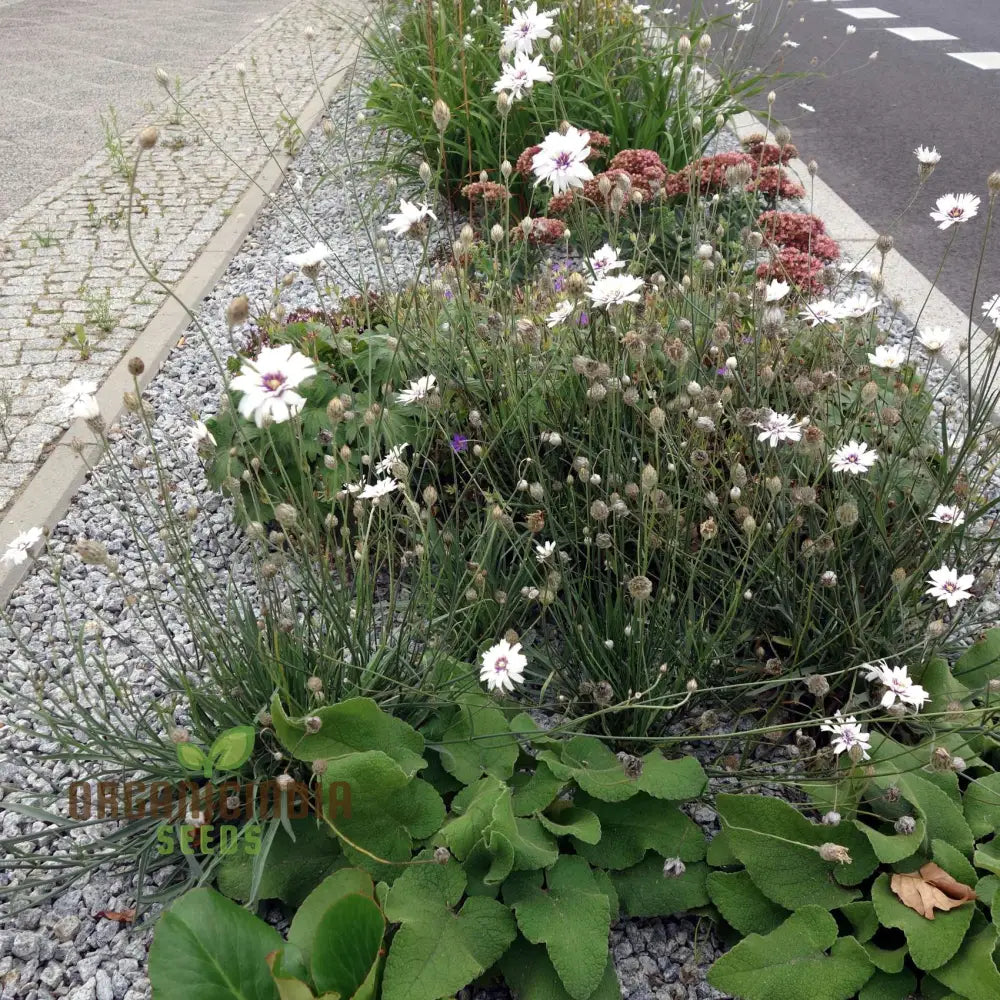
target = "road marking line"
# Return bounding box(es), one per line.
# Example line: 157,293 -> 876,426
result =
948,51 -> 1000,70
886,26 -> 957,42
836,7 -> 899,18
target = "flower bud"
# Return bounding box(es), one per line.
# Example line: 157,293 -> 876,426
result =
432,98 -> 451,133
419,161 -> 432,185
138,126 -> 159,150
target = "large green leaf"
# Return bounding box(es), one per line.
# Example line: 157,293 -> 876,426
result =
895,773 -> 974,857
952,627 -> 1000,689
312,894 -> 385,999
149,888 -> 281,1000
502,857 -> 611,1000
500,938 -> 621,1000
510,760 -> 565,816
929,925 -> 1000,1000
707,870 -> 788,936
612,857 -> 711,917
488,785 -> 560,870
289,869 -> 375,966
537,736 -> 638,802
381,858 -> 516,1000
440,777 -> 507,861
432,693 -> 519,785
858,970 -> 917,1000
965,773 -> 1000,839
635,753 -> 707,801
855,817 -> 926,864
707,907 -> 874,1000
270,697 -> 426,776
537,805 -> 602,845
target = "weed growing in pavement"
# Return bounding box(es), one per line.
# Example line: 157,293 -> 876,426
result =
84,287 -> 116,333
101,106 -> 137,184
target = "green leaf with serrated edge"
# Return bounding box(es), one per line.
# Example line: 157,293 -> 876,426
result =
463,833 -> 513,895
537,805 -> 601,845
270,696 -> 426,776
434,694 -> 519,785
500,938 -> 622,1000
635,754 -> 707,801
858,969 -> 917,1000
149,888 -> 281,1000
855,817 -> 926,864
860,942 -> 906,974
502,857 -> 611,1000
208,726 -> 256,772
952,626 -> 1000,689
381,857 -> 516,1000
974,839 -> 1000,877
611,858 -> 710,918
537,736 -> 638,802
706,830 -> 738,867
707,907 -> 874,1000
930,925 -> 1000,1000
870,873 -> 973,971
440,777 -> 506,861
976,874 -> 1000,907
840,902 -> 879,944
311,894 -> 384,999
571,791 -> 705,870
319,752 -> 445,882
707,870 -> 787,936
288,869 -> 374,967
488,786 -> 559,870
510,761 -> 565,817
216,819 -> 341,906
265,953 -> 314,1000
176,742 -> 208,773
715,795 -> 871,909
933,838 -> 978,886
965,773 -> 1000,839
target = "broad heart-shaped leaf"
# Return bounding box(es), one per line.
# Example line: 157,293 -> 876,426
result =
635,753 -> 707,801
487,785 -> 559,870
149,888 -> 281,1000
612,857 -> 710,918
707,870 -> 788,936
312,894 -> 385,999
715,795 -> 875,910
964,773 -> 1000,839
895,772 -> 974,857
952,626 -> 1000,689
500,937 -> 622,1000
209,726 -> 256,771
571,791 -> 706,870
319,751 -> 445,882
537,736 -> 638,802
432,693 -> 519,785
871,873 -> 974,970
930,925 -> 1000,1000
537,805 -> 602,845
216,819 -> 341,906
510,760 -> 565,816
440,777 -> 506,861
502,856 -> 611,1000
858,969 -> 917,1000
707,906 -> 874,1000
381,857 -> 516,1000
289,869 -> 374,967
855,816 -> 926,864
270,696 -> 425,776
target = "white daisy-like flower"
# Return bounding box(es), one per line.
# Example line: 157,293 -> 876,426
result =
981,293 -> 1000,329
917,326 -> 951,352
546,301 -> 574,327
531,126 -> 594,196
846,24 -> 856,34
929,504 -> 966,527
492,50 -> 552,100
375,442 -> 410,475
284,242 -> 332,271
588,244 -> 625,275
397,374 -> 438,405
820,714 -> 871,759
359,477 -> 399,501
835,292 -> 879,319
501,2 -> 555,55
61,378 -> 100,420
830,440 -> 878,474
926,564 -> 975,607
798,102 -> 815,113
867,344 -> 907,371
1,527 -> 44,566
755,411 -> 805,447
587,274 -> 645,309
535,540 -> 556,563
864,661 -> 929,711
382,199 -> 438,238
229,344 -> 317,428
480,638 -> 528,693
930,193 -> 980,230
782,39 -> 799,48
914,145 -> 941,167
736,22 -> 753,32
765,279 -> 791,303
190,420 -> 216,450
799,299 -> 839,326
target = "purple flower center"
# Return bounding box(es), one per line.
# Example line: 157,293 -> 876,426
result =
451,433 -> 469,453
261,372 -> 287,393
554,152 -> 573,169
494,656 -> 509,672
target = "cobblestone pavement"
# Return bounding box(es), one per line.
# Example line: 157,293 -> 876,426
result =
0,0 -> 365,515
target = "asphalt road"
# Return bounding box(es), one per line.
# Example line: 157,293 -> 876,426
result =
0,0 -> 291,222
743,0 -> 1000,320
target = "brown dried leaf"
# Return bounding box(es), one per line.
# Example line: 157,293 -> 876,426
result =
889,862 -> 977,920
94,909 -> 135,923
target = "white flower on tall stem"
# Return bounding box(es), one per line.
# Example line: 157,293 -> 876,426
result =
397,374 -> 438,405
284,242 -> 332,271
531,127 -> 594,196
755,411 -> 805,447
190,420 -> 216,450
917,327 -> 951,352
982,293 -> 1000,328
229,345 -> 317,427
359,477 -> 399,501
929,504 -> 966,527
535,540 -> 556,563
480,638 -> 527,693
382,199 -> 437,238
765,279 -> 791,302
820,714 -> 871,759
930,193 -> 980,230
830,440 -> 878,475
864,661 -> 929,711
1,527 -> 44,566
546,301 -> 574,327
799,299 -> 839,326
835,292 -> 879,319
587,274 -> 645,309
914,145 -> 941,167
588,244 -> 625,276
375,442 -> 410,475
926,564 -> 975,607
61,378 -> 99,420
501,2 -> 555,55
867,344 -> 907,371
492,50 -> 552,100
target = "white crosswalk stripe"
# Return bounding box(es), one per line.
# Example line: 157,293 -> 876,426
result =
886,27 -> 957,42
948,51 -> 1000,70
836,7 -> 899,18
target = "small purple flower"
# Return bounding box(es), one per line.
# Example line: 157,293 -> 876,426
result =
716,367 -> 727,376
444,287 -> 454,301
554,277 -> 564,292
451,433 -> 469,453
577,312 -> 589,326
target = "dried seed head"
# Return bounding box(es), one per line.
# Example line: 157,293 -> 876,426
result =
876,233 -> 894,255
434,846 -> 451,865
818,843 -> 852,864
894,815 -> 917,835
274,503 -> 298,529
628,575 -> 654,601
138,126 -> 159,150
617,752 -> 643,779
822,810 -> 841,826
806,674 -> 830,698
226,295 -> 250,328
306,676 -> 323,693
662,857 -> 686,878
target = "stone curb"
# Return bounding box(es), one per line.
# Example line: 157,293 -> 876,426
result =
0,34 -> 363,607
